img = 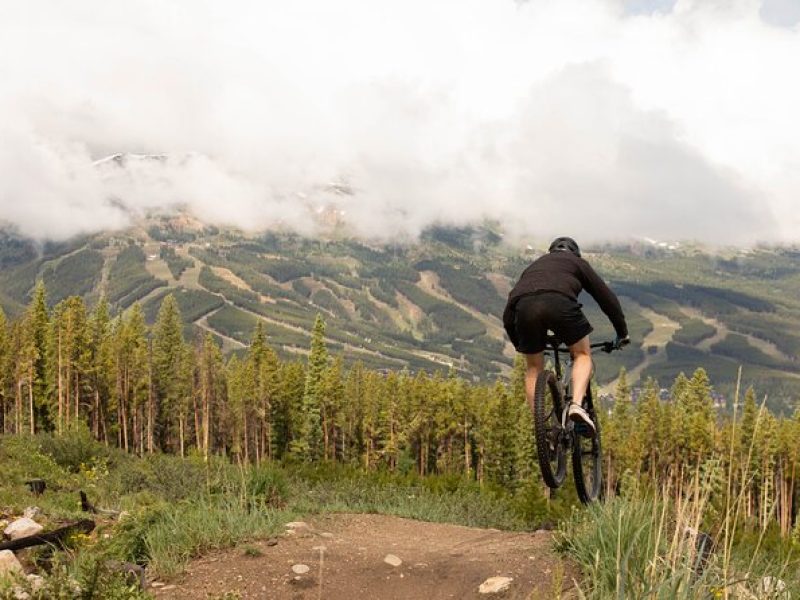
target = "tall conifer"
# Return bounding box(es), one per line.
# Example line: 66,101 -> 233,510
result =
151,294 -> 185,451
291,314 -> 328,461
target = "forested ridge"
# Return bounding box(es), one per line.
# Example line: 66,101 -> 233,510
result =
1,283 -> 798,543
2,224 -> 800,413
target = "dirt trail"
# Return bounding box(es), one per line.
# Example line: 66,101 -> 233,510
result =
195,304 -> 246,353
153,514 -> 573,600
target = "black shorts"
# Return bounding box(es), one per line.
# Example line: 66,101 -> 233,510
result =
514,292 -> 593,354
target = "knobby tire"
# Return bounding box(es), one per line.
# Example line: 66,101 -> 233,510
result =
572,390 -> 603,504
533,370 -> 567,489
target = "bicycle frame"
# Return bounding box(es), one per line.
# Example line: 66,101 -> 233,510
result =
542,337 -> 614,417
535,335 -> 620,503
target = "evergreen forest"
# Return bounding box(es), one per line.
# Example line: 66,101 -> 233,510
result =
1,283 -> 798,546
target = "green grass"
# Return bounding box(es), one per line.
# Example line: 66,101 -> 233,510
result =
285,465 -> 528,531
556,494 -> 800,599
125,497 -> 291,577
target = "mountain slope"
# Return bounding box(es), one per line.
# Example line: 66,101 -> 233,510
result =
1,220 -> 797,412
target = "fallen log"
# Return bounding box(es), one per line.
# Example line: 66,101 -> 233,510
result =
0,520 -> 95,552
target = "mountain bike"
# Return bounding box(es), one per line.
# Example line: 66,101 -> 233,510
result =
533,335 -> 624,504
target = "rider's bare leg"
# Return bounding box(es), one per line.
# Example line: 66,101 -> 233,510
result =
524,352 -> 545,413
569,336 -> 593,405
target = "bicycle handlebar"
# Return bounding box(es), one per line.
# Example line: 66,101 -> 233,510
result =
590,341 -> 617,354
545,336 -> 627,354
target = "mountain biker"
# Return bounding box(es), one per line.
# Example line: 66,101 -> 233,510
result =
503,236 -> 629,435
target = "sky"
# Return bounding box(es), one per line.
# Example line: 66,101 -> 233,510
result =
1,0 -> 799,245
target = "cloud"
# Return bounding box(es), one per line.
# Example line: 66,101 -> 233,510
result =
0,0 -> 797,245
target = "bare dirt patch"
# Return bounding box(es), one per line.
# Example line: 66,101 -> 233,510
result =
153,513 -> 573,600
211,266 -> 276,304
143,243 -> 173,282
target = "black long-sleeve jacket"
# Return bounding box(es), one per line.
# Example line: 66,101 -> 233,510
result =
502,251 -> 628,348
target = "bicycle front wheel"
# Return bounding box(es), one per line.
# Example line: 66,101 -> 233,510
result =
533,370 -> 567,489
572,396 -> 603,504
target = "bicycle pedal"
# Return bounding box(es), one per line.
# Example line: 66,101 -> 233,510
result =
574,422 -> 595,438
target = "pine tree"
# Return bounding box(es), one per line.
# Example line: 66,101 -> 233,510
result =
252,323 -> 279,460
606,368 -> 640,494
29,281 -> 50,405
321,356 -> 345,461
342,361 -> 367,464
196,333 -> 223,460
47,296 -> 89,433
151,294 -> 185,452
484,381 -> 517,486
635,378 -> 661,480
512,355 -> 536,485
360,370 -> 383,470
112,304 -> 149,452
670,372 -> 692,469
20,282 -> 50,434
87,298 -> 113,442
686,368 -> 715,463
225,354 -> 248,463
291,314 -> 328,461
276,361 -> 305,459
16,309 -> 40,434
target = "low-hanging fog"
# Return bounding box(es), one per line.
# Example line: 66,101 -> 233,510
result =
1,0 -> 799,245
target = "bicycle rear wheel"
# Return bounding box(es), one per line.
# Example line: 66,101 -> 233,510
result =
533,370 -> 567,489
572,392 -> 603,504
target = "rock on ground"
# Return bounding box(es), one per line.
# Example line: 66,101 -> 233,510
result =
0,550 -> 24,577
479,576 -> 513,594
26,575 -> 44,592
292,564 -> 310,574
22,508 -> 40,521
384,554 -> 402,567
3,518 -> 44,541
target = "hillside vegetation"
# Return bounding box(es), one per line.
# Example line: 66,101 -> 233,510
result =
0,220 -> 798,411
0,282 -> 798,597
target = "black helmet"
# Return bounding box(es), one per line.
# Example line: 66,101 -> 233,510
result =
548,236 -> 581,257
